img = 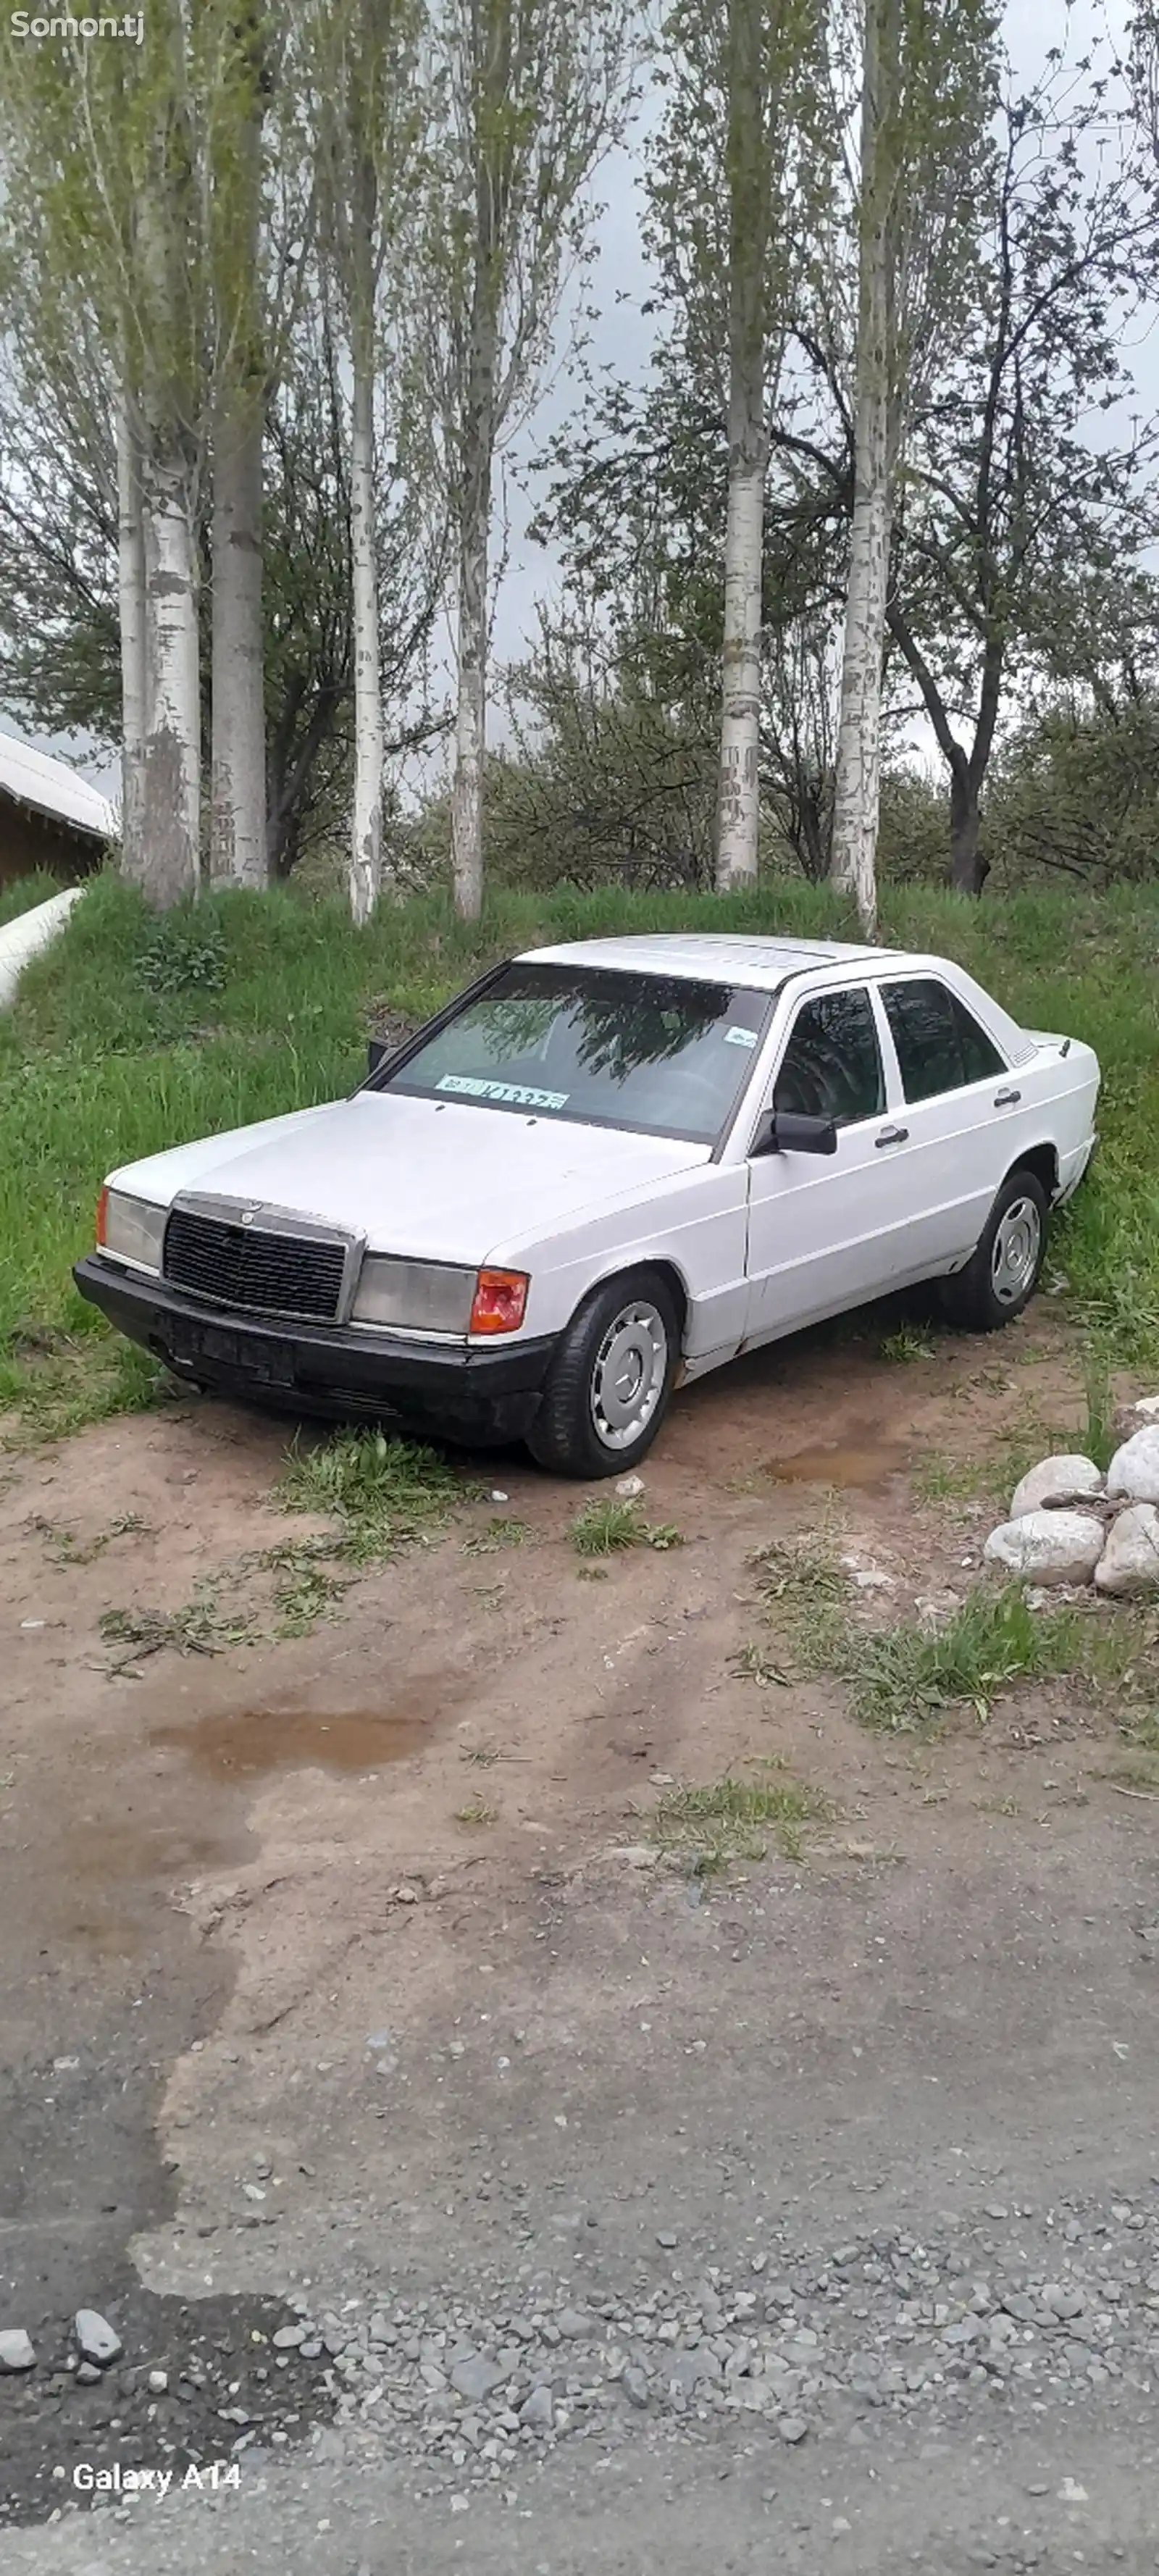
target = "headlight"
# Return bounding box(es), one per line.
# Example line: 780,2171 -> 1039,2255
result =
99,1189 -> 167,1274
351,1255 -> 475,1335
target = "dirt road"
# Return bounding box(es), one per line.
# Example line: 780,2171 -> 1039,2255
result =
3,1313 -> 1159,2572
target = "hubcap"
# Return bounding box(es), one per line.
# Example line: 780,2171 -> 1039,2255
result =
991,1196 -> 1042,1306
590,1301 -> 669,1451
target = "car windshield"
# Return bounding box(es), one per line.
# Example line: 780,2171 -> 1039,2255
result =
381,963 -> 772,1143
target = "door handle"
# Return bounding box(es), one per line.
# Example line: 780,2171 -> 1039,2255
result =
994,1088 -> 1021,1107
875,1124 -> 909,1147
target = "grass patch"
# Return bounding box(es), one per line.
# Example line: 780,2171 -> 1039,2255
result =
460,1515 -> 530,1555
879,1323 -> 937,1363
571,1497 -> 682,1556
30,1508 -> 147,1565
277,1427 -> 468,1561
455,1794 -> 500,1826
852,1585 -> 1081,1734
99,1586 -> 256,1672
646,1770 -> 832,1868
261,1540 -> 352,1638
753,1531 -> 853,1672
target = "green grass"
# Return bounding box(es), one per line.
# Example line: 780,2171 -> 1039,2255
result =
879,1323 -> 937,1363
1,871 -> 1158,1437
645,1769 -> 832,1868
0,871 -> 68,928
571,1496 -> 683,1555
277,1426 -> 469,1560
753,1531 -> 853,1672
852,1584 -> 1082,1734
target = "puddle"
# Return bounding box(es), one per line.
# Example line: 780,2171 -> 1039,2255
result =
766,1423 -> 911,1488
150,1686 -> 451,1782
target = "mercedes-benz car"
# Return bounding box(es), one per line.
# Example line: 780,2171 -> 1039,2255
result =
75,933 -> 1100,1477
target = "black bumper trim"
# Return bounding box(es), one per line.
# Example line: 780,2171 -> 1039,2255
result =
73,1256 -> 557,1440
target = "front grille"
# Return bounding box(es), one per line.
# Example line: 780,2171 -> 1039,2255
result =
164,1208 -> 347,1323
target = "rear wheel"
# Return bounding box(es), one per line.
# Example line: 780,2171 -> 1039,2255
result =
526,1269 -> 680,1479
941,1168 -> 1049,1332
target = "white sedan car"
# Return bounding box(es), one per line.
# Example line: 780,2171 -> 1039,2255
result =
76,934 -> 1100,1477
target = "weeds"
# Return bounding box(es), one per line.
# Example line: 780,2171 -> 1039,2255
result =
645,1770 -> 832,1868
879,1324 -> 937,1363
278,1427 -> 467,1561
31,1509 -> 147,1565
853,1586 -> 1081,1734
455,1794 -> 499,1826
729,1642 -> 790,1687
99,1586 -> 256,1672
262,1540 -> 351,1638
571,1497 -> 682,1556
460,1515 -> 530,1555
752,1531 -> 852,1673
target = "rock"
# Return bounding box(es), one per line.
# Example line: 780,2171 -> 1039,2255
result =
1094,1504 -> 1159,1597
1107,1426 -> 1159,1505
272,2324 -> 307,2350
621,2365 -> 650,2408
519,2385 -> 554,2430
556,2307 -> 592,2338
1009,1455 -> 1103,1518
616,1474 -> 645,1497
1115,1394 -> 1159,1439
0,2330 -> 35,2372
148,2369 -> 168,2393
450,2354 -> 510,2403
656,2230 -> 678,2249
777,2414 -> 810,2443
75,2309 -> 122,2367
75,2360 -> 101,2385
982,1510 -> 1104,1586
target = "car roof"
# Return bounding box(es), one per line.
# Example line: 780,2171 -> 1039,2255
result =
518,932 -> 908,992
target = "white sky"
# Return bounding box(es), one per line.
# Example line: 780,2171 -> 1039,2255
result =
1,0 -> 1146,797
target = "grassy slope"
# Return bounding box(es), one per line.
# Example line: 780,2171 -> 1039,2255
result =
1,870 -> 1156,1430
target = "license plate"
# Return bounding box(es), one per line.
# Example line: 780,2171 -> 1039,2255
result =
171,1321 -> 296,1387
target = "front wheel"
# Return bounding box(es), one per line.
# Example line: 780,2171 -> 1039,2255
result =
526,1269 -> 680,1479
940,1168 -> 1049,1332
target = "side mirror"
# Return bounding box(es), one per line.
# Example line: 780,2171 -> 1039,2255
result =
750,1108 -> 839,1158
367,1035 -> 395,1079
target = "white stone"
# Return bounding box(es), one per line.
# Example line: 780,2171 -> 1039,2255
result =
1009,1455 -> 1103,1519
1107,1426 -> 1159,1505
75,2309 -> 122,2367
983,1510 -> 1105,1586
1094,1504 -> 1159,1597
0,2330 -> 35,2372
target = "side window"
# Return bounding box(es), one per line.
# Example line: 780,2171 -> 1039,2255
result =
773,988 -> 884,1127
881,979 -> 1005,1104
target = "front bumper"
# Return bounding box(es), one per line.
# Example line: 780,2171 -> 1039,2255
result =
73,1256 -> 557,1442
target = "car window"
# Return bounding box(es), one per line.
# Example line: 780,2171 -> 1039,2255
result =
772,987 -> 884,1127
881,979 -> 1006,1103
381,963 -> 772,1144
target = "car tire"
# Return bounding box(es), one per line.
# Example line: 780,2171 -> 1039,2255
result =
940,1168 -> 1050,1332
525,1268 -> 681,1479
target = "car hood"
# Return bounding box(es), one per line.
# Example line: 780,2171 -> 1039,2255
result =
112,1092 -> 712,1264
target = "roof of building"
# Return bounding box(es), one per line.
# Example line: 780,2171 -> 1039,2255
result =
0,731 -> 117,842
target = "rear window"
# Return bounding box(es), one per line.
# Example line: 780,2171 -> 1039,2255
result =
381,963 -> 773,1143
881,979 -> 1007,1103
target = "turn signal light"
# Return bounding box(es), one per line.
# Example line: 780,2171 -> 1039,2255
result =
469,1268 -> 529,1335
95,1184 -> 109,1247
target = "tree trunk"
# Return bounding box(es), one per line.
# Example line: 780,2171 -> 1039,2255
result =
211,402 -> 267,887
347,132 -> 383,929
450,291 -> 498,925
348,330 -> 384,926
716,0 -> 769,894
829,0 -> 900,942
141,435 -> 201,910
116,391 -> 148,887
949,766 -> 984,892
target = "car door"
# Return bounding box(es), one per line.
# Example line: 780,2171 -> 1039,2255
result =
871,974 -> 1028,1274
742,983 -> 921,1344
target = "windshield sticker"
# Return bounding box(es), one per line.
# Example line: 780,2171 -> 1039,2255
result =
436,1074 -> 570,1110
724,1025 -> 759,1048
